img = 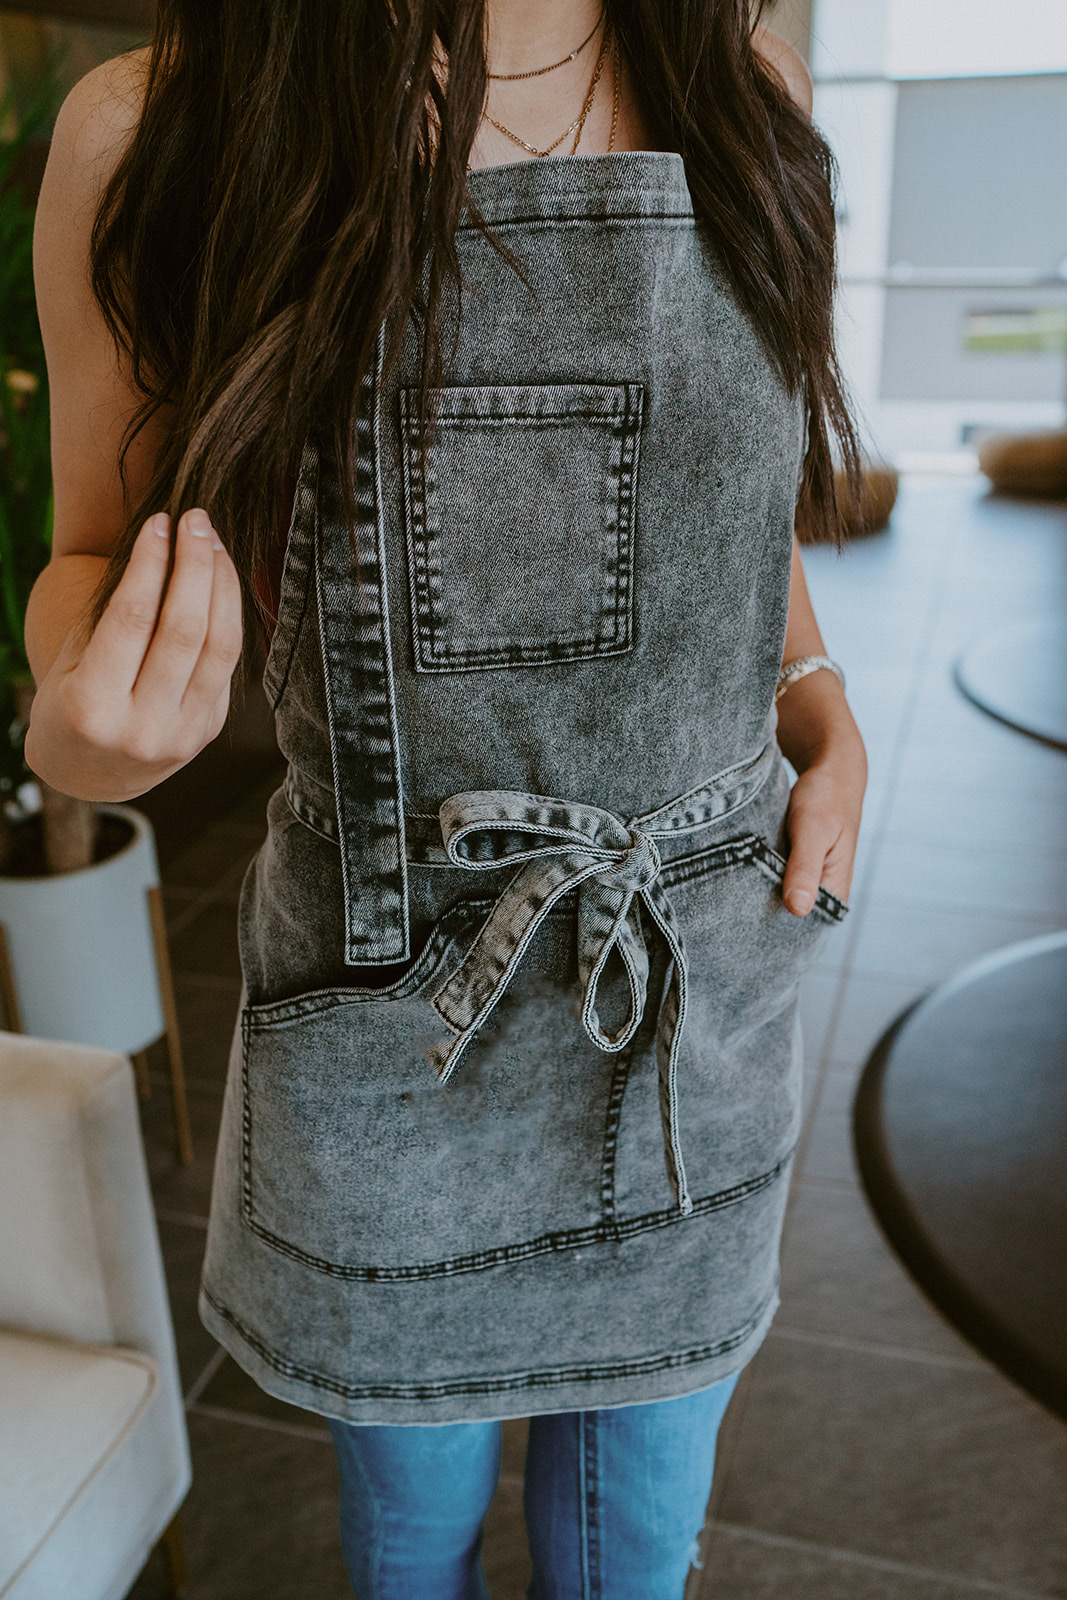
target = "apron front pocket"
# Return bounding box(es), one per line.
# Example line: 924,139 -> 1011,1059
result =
400,382 -> 644,672
238,903 -> 619,1278
612,832 -> 848,1218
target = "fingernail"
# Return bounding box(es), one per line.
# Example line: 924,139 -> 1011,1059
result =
211,534 -> 224,551
153,514 -> 170,538
187,508 -> 212,537
786,888 -> 815,915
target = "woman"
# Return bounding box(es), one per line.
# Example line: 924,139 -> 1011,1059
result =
25,2 -> 867,1595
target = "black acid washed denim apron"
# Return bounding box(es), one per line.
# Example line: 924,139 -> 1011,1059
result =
200,153 -> 849,1424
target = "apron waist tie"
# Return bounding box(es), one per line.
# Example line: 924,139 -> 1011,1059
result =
424,737 -> 778,1216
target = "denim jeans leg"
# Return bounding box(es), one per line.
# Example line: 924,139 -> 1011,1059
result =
523,1374 -> 740,1600
328,1417 -> 501,1600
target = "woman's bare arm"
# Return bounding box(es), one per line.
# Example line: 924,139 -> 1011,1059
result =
775,538 -> 867,914
25,49 -> 161,676
747,32 -> 867,914
24,54 -> 244,802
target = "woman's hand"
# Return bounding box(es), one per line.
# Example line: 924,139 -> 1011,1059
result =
775,536 -> 867,915
780,726 -> 867,915
25,508 -> 244,803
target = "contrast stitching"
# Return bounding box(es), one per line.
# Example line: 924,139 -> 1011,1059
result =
202,1286 -> 769,1403
458,213 -> 696,233
659,832 -> 848,921
582,1412 -> 601,1600
237,1151 -> 792,1281
401,384 -> 641,672
282,774 -> 339,844
412,413 -> 629,429
241,923 -> 473,1026
400,389 -> 439,667
264,438 -> 318,708
316,324 -> 411,965
612,384 -> 642,650
410,636 -> 634,673
598,1043 -> 633,1238
239,1008 -> 255,1227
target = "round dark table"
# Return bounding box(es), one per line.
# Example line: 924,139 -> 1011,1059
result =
955,615 -> 1067,750
853,932 -> 1067,1419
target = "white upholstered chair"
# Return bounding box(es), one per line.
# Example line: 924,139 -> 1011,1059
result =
0,1031 -> 192,1599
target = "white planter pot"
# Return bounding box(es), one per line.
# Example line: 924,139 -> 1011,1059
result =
0,804 -> 165,1054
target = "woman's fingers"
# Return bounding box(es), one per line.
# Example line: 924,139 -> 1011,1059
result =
782,769 -> 860,915
75,511 -> 173,695
130,508 -> 221,712
180,536 -> 244,728
27,507 -> 243,802
781,823 -> 834,916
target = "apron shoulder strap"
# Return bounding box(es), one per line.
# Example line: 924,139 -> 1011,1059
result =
313,327 -> 411,965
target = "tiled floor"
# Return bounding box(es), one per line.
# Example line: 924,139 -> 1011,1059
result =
129,473 -> 1067,1599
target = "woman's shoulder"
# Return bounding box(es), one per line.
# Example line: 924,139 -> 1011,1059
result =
751,27 -> 813,116
46,45 -> 151,203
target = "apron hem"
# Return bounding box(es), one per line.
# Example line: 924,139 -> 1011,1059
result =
197,1282 -> 779,1426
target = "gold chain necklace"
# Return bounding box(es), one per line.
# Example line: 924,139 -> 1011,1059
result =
483,24 -> 613,160
487,12 -> 604,81
572,30 -> 619,155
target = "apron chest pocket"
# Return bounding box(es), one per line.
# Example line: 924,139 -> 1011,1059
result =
400,381 -> 644,672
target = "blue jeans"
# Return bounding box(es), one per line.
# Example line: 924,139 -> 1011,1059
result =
327,1374 -> 740,1600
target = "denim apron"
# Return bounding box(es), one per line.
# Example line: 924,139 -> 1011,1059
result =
200,152 -> 848,1424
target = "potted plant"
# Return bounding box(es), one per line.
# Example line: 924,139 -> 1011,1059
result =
0,75 -> 191,1160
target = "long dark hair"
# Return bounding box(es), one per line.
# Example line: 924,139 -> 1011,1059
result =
89,0 -> 860,635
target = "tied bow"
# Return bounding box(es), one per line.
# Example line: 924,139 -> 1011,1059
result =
427,790 -> 694,1215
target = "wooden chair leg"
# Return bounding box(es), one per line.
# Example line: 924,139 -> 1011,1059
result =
158,1511 -> 188,1596
0,922 -> 23,1033
146,885 -> 195,1166
132,1047 -> 152,1100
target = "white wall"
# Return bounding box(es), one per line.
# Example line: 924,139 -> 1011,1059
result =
812,0 -> 1067,463
887,0 -> 1067,79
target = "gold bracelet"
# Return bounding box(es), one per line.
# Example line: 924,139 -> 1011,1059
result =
775,654 -> 846,703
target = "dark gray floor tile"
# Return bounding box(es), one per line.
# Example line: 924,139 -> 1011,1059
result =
163,826 -> 261,896
815,608 -> 930,670
825,973 -> 928,1067
156,1217 -> 217,1394
868,836 -> 1067,919
905,682 -> 1067,770
162,885 -> 203,932
847,898 -> 1064,985
821,672 -> 923,748
147,1411 -> 350,1600
893,720 -> 1067,801
482,1471 -> 532,1600
777,1181 -> 979,1362
845,823 -> 880,899
797,1067 -> 863,1188
692,1523 -> 1033,1600
141,1082 -> 223,1218
167,975 -> 242,1089
852,737 -> 897,794
939,602 -> 1067,657
126,1541 -> 173,1599
167,898 -> 243,982
881,782 -> 1067,857
714,1334 -> 1067,1593
196,1355 -> 333,1436
797,968 -> 841,1084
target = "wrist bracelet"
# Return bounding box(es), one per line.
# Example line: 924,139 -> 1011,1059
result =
775,654 -> 846,703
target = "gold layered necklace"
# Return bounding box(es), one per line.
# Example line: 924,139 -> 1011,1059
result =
487,13 -> 603,81
481,14 -> 621,160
